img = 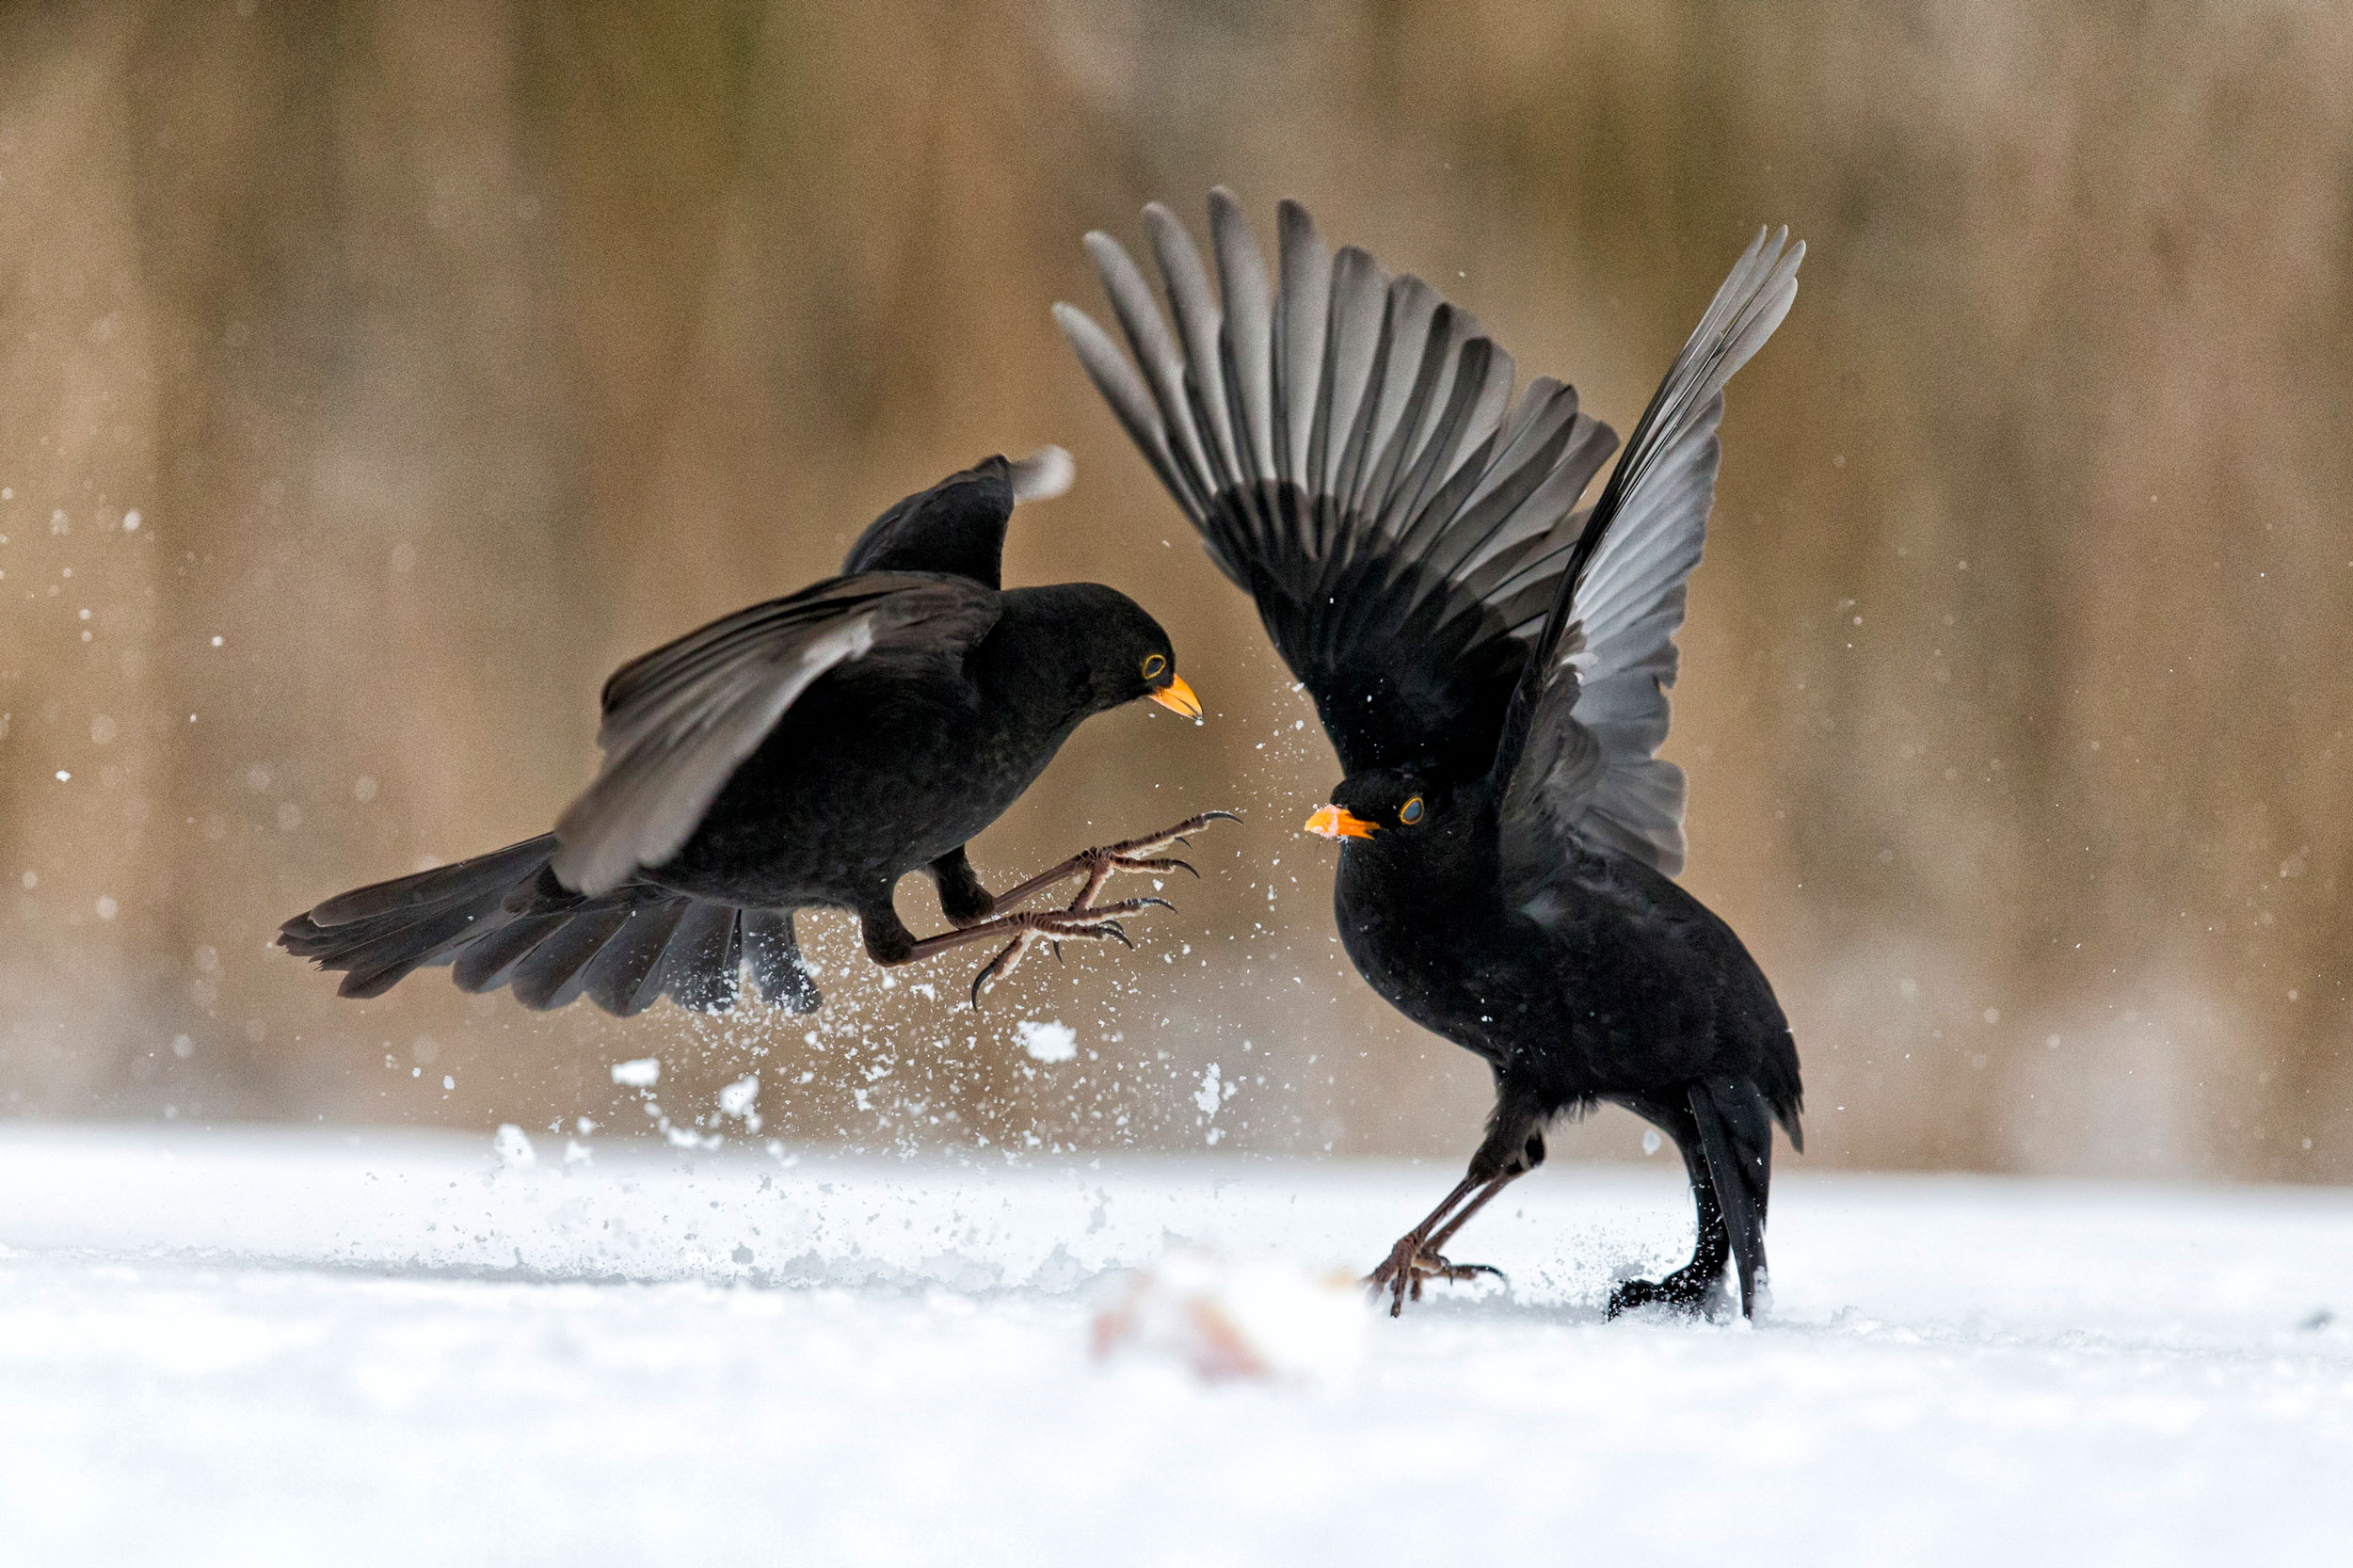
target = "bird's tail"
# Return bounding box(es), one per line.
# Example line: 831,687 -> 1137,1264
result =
1689,1075 -> 1778,1318
279,834 -> 820,1016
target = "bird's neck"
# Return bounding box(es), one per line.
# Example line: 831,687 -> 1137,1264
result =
972,593 -> 1099,723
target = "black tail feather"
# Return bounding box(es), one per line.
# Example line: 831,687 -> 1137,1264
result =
660,902 -> 743,1014
1689,1076 -> 1776,1316
1756,1029 -> 1806,1155
451,911 -> 567,994
510,905 -> 632,1010
744,910 -> 822,1012
280,837 -> 811,1016
583,902 -> 689,1017
308,834 -> 560,928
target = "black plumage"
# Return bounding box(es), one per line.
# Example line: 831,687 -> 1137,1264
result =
281,452 -> 1222,1015
1061,193 -> 1804,1319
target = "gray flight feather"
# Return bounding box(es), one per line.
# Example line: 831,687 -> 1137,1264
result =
1082,231 -> 1216,512
1053,304 -> 1193,518
1273,200 -> 1332,488
1144,202 -> 1241,492
1055,192 -> 1624,776
1500,229 -> 1802,889
1209,187 -> 1275,485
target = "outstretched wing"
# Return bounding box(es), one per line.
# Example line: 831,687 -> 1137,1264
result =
1057,191 -> 1618,777
553,572 -> 999,896
840,448 -> 1074,586
1498,228 -> 1803,891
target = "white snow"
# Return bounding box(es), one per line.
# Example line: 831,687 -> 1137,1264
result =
716,1075 -> 761,1132
1194,1060 -> 1225,1116
1015,1017 -> 1078,1064
609,1057 -> 660,1088
1,1124 -> 2348,1566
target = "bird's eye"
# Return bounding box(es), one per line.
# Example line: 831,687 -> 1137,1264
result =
1141,653 -> 1168,680
1400,795 -> 1425,825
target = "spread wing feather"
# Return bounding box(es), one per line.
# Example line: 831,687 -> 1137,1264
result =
839,450 -> 1070,587
1499,228 -> 1803,891
553,573 -> 998,897
1057,191 -> 1618,777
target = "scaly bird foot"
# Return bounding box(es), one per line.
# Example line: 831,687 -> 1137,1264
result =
1365,1236 -> 1508,1319
990,811 -> 1241,912
967,897 -> 1173,1006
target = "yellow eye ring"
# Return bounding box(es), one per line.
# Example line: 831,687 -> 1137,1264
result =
1400,795 -> 1425,824
1141,652 -> 1168,680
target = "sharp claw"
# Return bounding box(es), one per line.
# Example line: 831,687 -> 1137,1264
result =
1101,921 -> 1131,949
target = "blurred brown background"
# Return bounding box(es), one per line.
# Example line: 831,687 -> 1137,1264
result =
2,0 -> 2347,1180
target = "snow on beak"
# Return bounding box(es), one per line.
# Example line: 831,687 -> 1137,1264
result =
1304,805 -> 1378,840
1149,674 -> 1203,719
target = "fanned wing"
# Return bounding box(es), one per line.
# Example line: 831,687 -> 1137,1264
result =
1057,190 -> 1618,777
552,572 -> 999,896
1498,228 -> 1803,891
839,449 -> 1073,586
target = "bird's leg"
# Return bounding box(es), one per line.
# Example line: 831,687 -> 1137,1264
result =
1365,1174 -> 1518,1318
1420,1174 -> 1516,1261
986,811 -> 1241,913
1607,1106 -> 1732,1319
924,847 -> 996,927
866,899 -> 1174,1008
1366,1112 -> 1545,1317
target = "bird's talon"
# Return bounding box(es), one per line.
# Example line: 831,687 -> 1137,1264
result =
1365,1239 -> 1504,1317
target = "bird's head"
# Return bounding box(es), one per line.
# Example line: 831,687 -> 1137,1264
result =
1305,768 -> 1458,853
1062,584 -> 1201,721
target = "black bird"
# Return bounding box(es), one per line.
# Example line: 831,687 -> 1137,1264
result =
1059,194 -> 1803,1318
281,451 -> 1228,1015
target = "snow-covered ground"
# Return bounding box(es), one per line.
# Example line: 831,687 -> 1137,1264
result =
2,1124 -> 2348,1565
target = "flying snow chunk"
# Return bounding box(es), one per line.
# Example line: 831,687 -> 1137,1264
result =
1194,1063 -> 1223,1116
610,1058 -> 660,1088
1093,1248 -> 1368,1385
1016,1019 -> 1078,1064
491,1125 -> 536,1168
717,1075 -> 762,1133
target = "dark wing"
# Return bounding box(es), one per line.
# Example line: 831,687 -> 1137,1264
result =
840,448 -> 1074,586
1497,228 -> 1803,893
552,572 -> 999,896
1056,191 -> 1618,777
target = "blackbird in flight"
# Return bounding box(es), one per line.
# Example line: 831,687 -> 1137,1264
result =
282,452 -> 1228,1014
1060,194 -> 1803,1318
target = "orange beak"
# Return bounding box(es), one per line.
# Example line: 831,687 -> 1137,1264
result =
1305,805 -> 1378,840
1148,674 -> 1203,720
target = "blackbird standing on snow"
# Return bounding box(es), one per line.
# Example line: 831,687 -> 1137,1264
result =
1060,194 -> 1804,1318
282,452 -> 1230,1014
